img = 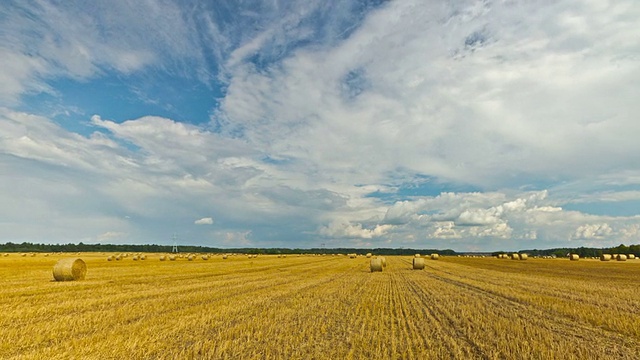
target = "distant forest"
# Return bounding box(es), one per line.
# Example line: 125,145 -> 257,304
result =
0,241 -> 638,257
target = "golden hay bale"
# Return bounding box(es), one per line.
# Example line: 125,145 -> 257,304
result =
187,255 -> 195,261
412,257 -> 425,270
600,254 -> 612,261
519,253 -> 528,260
366,253 -> 372,258
21,253 -> 27,257
628,254 -> 636,260
222,255 -> 228,259
349,253 -> 357,259
415,254 -> 421,258
380,257 -> 387,267
370,258 -> 383,272
617,254 -> 627,261
201,255 -> 209,260
159,255 -> 166,261
430,253 -> 439,260
52,258 -> 87,281
132,255 -> 139,261
44,253 -> 49,257
511,253 -> 520,260
283,255 -> 286,258
277,255 -> 282,258
2,253 -> 8,257
30,253 -> 36,257
140,255 -> 146,260
107,256 -> 113,261
169,255 -> 177,261
570,254 -> 579,261
115,255 -> 122,261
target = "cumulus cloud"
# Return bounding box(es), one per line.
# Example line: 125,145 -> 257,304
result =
319,221 -> 393,239
571,223 -> 613,240
195,217 -> 214,225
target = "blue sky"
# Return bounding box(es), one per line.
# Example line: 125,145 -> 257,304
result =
1,0 -> 640,251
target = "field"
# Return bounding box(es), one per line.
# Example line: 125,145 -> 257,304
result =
1,253 -> 639,359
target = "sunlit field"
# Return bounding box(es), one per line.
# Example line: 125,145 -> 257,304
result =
1,253 -> 639,359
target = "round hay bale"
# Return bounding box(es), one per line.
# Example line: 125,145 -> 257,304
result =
132,255 -> 139,261
519,253 -> 528,260
115,255 -> 122,261
628,254 -> 636,260
107,256 -> 113,261
349,253 -> 357,259
21,253 -> 27,257
370,258 -> 383,272
140,255 -> 146,260
600,254 -> 612,261
53,258 -> 87,281
159,255 -> 166,261
169,255 -> 176,261
412,257 -> 425,270
617,254 -> 627,261
366,253 -> 372,258
201,255 -> 209,260
3,253 -> 8,257
570,254 -> 579,261
380,257 -> 387,267
415,254 -> 421,258
222,255 -> 228,259
44,253 -> 49,257
430,253 -> 439,260
187,255 -> 195,261
30,253 -> 36,257
511,253 -> 519,260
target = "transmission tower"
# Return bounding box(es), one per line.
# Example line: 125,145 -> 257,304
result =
171,233 -> 179,253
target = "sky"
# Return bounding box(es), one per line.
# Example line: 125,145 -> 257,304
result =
1,0 -> 639,251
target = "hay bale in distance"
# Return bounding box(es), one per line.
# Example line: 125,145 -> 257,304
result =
169,255 -> 176,261
370,258 -> 383,272
222,255 -> 228,259
21,253 -> 27,257
628,254 -> 636,260
519,253 -> 528,260
140,255 -> 146,260
115,255 -> 122,261
107,256 -> 113,261
600,254 -> 612,261
617,254 -> 627,261
159,255 -> 166,261
349,253 -> 357,259
430,253 -> 439,260
53,258 -> 87,281
415,254 -> 421,258
187,255 -> 195,261
412,257 -> 425,270
201,255 -> 209,260
570,254 -> 579,261
366,253 -> 372,258
511,253 -> 520,260
132,255 -> 139,261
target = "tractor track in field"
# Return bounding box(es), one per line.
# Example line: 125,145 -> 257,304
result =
397,258 -> 489,359
418,260 -> 640,358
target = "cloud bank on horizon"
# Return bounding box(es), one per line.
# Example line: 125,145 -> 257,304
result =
1,0 -> 639,251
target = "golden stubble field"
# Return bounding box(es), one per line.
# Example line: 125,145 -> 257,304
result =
1,253 -> 639,359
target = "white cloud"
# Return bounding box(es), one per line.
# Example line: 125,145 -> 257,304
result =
195,217 -> 214,225
319,221 -> 393,239
571,223 -> 613,240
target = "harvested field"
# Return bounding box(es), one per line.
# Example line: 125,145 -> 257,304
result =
0,254 -> 639,359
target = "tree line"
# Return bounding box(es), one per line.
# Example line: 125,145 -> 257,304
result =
0,242 -> 456,255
